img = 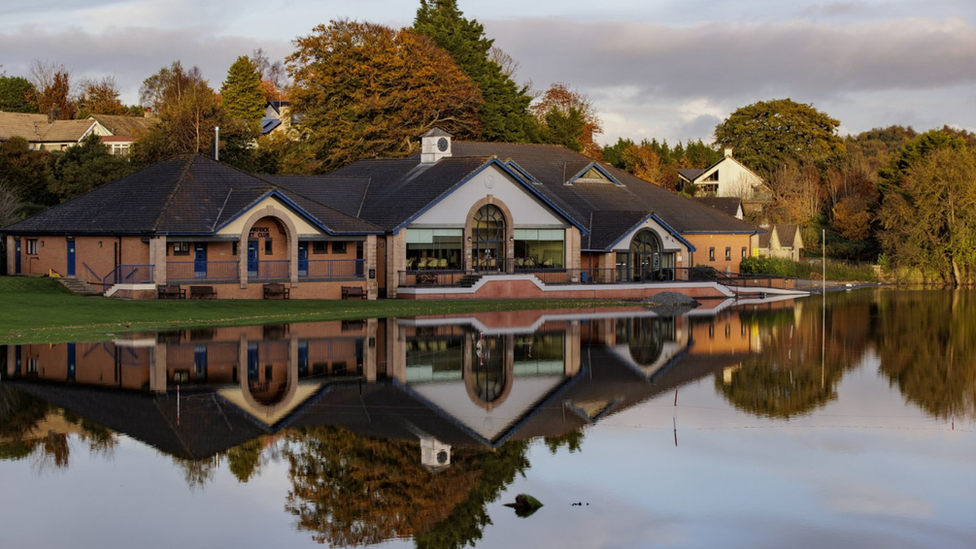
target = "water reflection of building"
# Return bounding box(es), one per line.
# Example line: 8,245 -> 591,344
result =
3,304 -> 782,459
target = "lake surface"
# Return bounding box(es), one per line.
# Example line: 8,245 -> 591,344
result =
1,290 -> 974,549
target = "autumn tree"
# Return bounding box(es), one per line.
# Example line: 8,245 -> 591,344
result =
287,20 -> 483,172
135,61 -> 221,161
220,56 -> 265,123
877,131 -> 976,286
251,48 -> 288,102
0,75 -> 38,113
713,98 -> 844,177
29,61 -> 75,121
526,106 -> 587,152
75,76 -> 128,116
414,0 -> 533,142
530,83 -> 603,159
621,142 -> 663,185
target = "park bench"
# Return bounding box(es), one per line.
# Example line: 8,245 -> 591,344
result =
189,285 -> 217,299
263,282 -> 290,300
157,284 -> 185,299
341,285 -> 366,300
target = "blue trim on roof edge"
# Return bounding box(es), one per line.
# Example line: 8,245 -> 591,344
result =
567,162 -> 622,186
393,158 -> 589,236
604,212 -> 697,252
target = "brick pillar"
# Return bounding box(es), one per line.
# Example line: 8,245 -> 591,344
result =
364,318 -> 378,381
366,235 -> 378,300
5,235 -> 15,275
150,341 -> 168,394
564,320 -> 581,376
152,236 -> 167,285
386,231 -> 406,299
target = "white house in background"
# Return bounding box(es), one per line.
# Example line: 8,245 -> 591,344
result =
755,224 -> 804,261
678,149 -> 769,200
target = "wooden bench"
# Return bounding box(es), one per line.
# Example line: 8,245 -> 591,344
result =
157,284 -> 185,299
189,285 -> 217,299
341,285 -> 366,300
263,282 -> 290,300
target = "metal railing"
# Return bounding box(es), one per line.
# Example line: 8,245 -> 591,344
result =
99,264 -> 155,292
168,261 -> 238,282
249,260 -> 289,281
300,259 -> 365,279
399,270 -> 468,287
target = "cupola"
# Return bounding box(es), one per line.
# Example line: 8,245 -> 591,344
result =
421,127 -> 452,164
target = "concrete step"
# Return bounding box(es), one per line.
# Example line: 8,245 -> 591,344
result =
58,277 -> 102,296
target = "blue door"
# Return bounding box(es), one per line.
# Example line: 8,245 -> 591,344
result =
194,345 -> 208,381
298,341 -> 309,377
298,243 -> 308,277
67,343 -> 76,381
66,239 -> 76,277
194,243 -> 207,279
247,344 -> 259,381
14,238 -> 21,274
247,241 -> 259,276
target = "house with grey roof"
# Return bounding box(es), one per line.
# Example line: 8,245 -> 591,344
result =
755,224 -> 804,261
4,128 -> 768,300
678,148 -> 769,200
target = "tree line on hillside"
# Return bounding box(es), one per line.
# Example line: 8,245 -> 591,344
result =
3,0 -> 975,285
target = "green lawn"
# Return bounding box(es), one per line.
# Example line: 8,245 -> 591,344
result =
0,277 -> 628,344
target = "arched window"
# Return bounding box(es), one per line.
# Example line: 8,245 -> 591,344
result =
630,230 -> 662,281
472,205 -> 506,271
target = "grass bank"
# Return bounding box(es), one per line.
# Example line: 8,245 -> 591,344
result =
0,277 -> 628,344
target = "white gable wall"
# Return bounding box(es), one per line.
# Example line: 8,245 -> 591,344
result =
697,158 -> 764,199
410,164 -> 568,228
217,196 -> 326,237
610,218 -> 687,253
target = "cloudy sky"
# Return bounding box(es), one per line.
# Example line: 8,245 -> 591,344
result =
2,0 -> 974,146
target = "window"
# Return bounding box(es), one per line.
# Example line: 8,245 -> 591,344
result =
332,241 -> 347,254
741,247 -> 747,259
26,239 -> 38,255
514,229 -> 565,269
264,239 -> 273,255
705,170 -> 719,182
725,247 -> 731,261
173,242 -> 190,256
232,242 -> 238,256
709,247 -> 715,262
407,229 -> 462,270
313,241 -> 328,254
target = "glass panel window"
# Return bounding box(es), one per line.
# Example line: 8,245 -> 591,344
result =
514,229 -> 564,269
313,242 -> 328,254
26,239 -> 38,255
406,229 -> 462,270
264,239 -> 273,255
741,246 -> 747,259
725,247 -> 732,261
709,247 -> 715,261
332,241 -> 347,254
173,242 -> 190,256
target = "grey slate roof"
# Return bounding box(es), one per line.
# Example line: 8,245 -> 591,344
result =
678,168 -> 705,182
694,197 -> 743,218
777,224 -> 799,248
3,155 -> 381,236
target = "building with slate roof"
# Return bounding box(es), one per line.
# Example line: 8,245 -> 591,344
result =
0,111 -> 154,155
4,128 -> 774,300
678,148 -> 770,200
755,224 -> 805,261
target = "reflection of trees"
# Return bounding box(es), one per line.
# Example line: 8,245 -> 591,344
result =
543,428 -> 585,454
716,296 -> 872,418
874,291 -> 976,420
0,386 -> 118,468
283,426 -> 530,549
172,457 -> 216,491
227,439 -> 266,483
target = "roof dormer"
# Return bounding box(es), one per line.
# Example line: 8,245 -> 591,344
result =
421,127 -> 452,164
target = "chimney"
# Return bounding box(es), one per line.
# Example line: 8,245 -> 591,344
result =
724,147 -> 733,158
420,127 -> 452,164
144,107 -> 155,119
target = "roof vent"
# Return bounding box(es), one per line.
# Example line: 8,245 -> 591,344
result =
421,127 -> 452,164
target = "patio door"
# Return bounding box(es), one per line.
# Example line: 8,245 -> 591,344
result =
472,205 -> 506,272
194,243 -> 208,279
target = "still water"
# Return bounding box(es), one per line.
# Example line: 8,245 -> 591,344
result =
1,290 -> 974,549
